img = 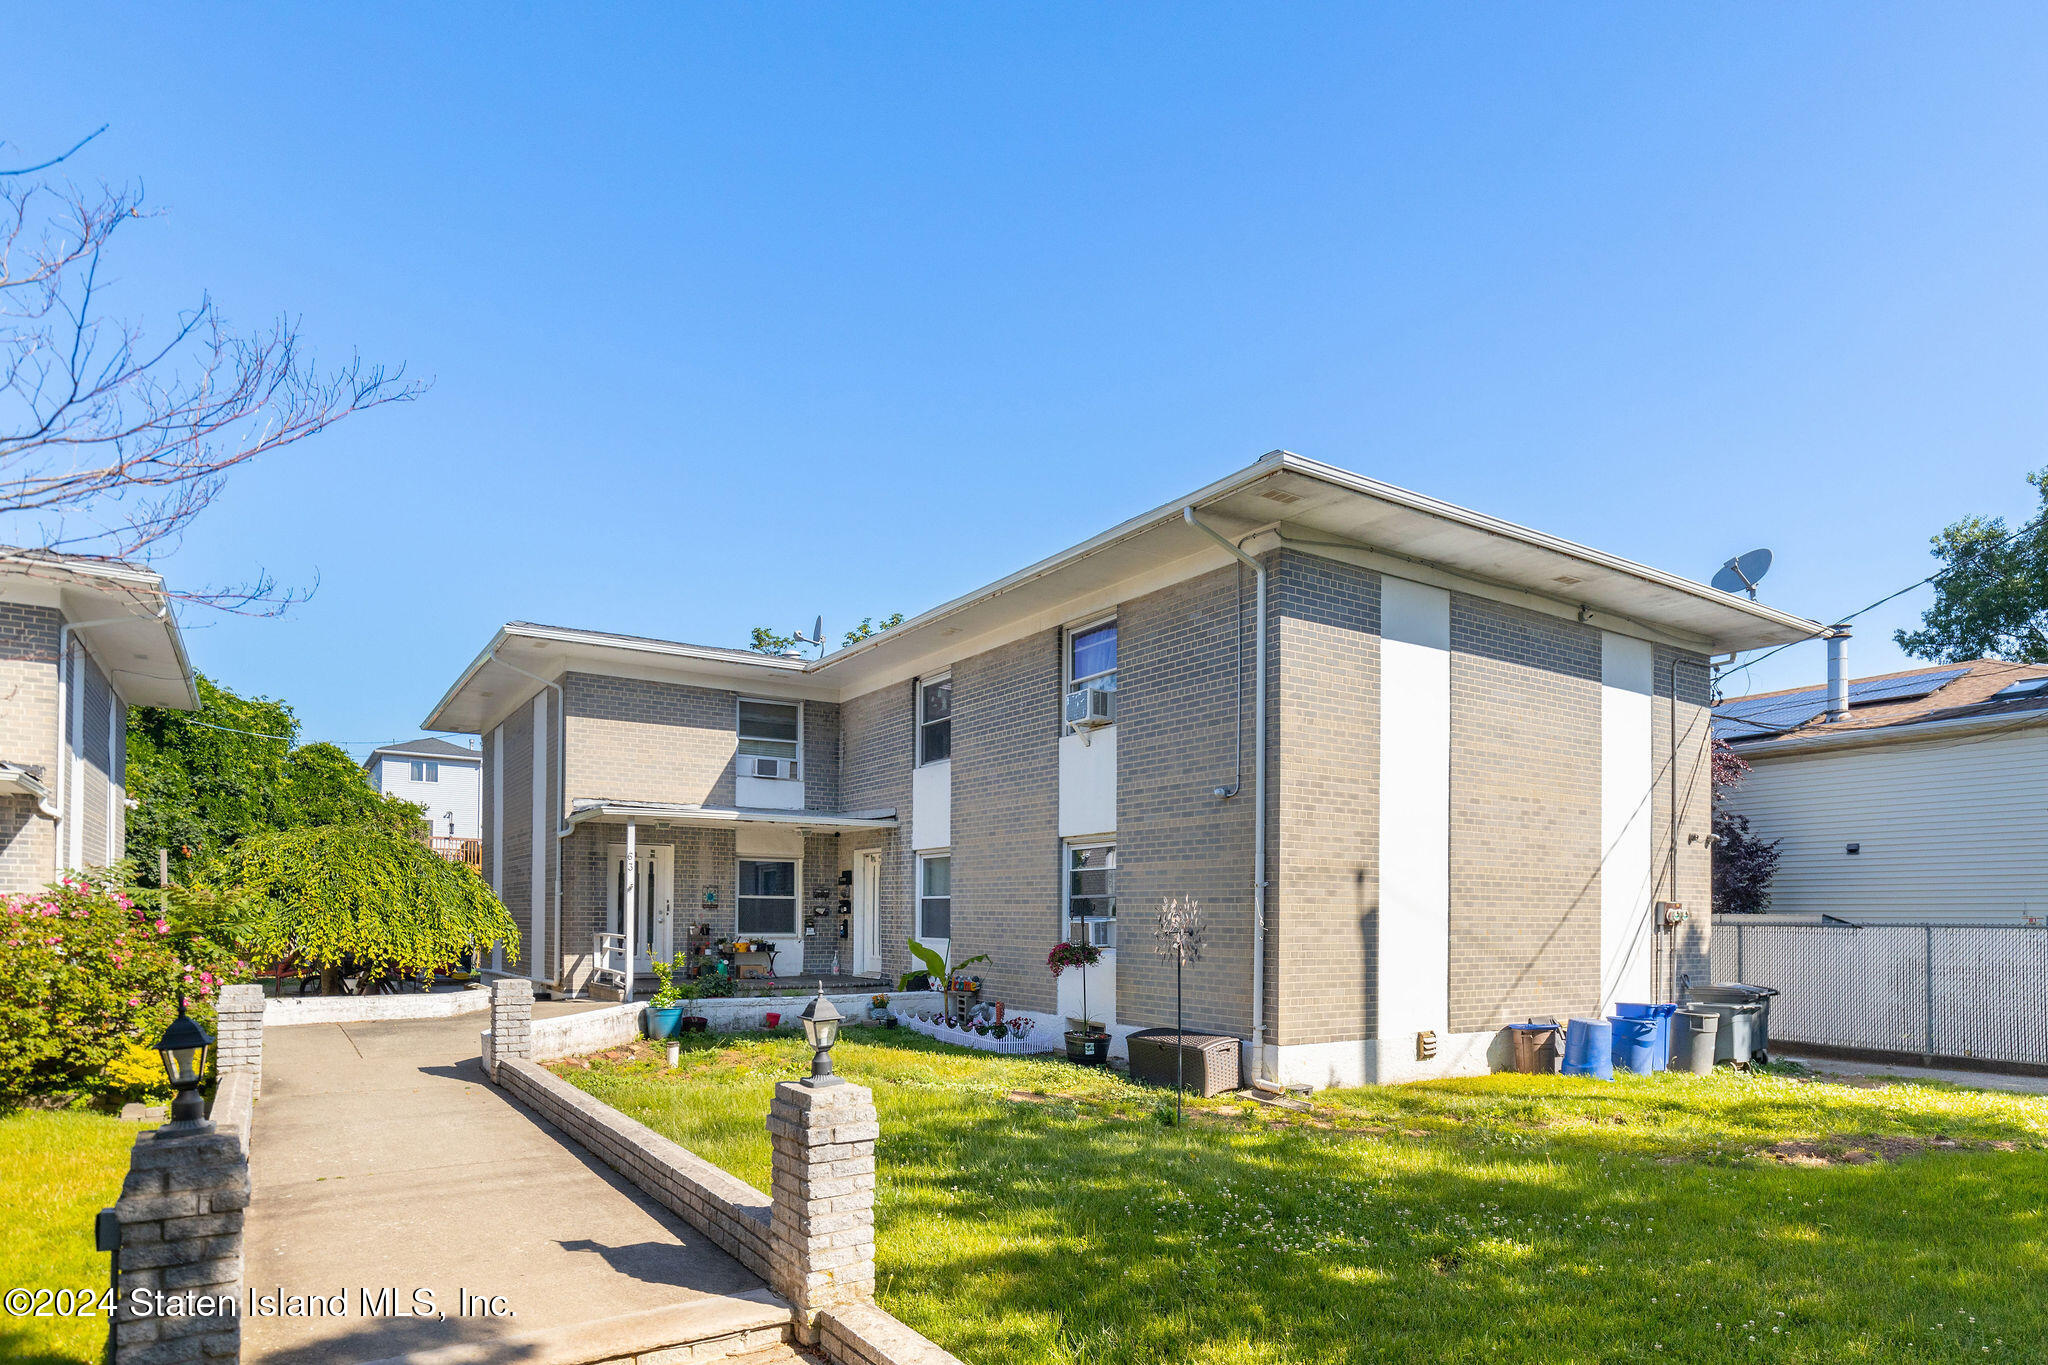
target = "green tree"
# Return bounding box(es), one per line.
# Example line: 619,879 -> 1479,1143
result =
748,625 -> 801,654
841,613 -> 904,646
1894,467 -> 2048,663
224,825 -> 518,994
127,674 -> 425,885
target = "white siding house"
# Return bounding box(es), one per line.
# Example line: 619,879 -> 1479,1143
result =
1718,660 -> 2048,925
364,738 -> 482,839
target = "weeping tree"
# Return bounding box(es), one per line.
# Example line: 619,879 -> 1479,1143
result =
223,825 -> 518,994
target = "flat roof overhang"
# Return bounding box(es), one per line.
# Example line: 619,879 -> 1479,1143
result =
0,553 -> 197,710
566,799 -> 898,832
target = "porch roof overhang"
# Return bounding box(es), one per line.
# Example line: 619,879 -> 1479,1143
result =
566,799 -> 898,831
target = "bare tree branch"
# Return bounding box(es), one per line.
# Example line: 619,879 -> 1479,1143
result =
0,130 -> 428,610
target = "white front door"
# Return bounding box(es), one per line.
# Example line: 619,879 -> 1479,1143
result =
608,843 -> 674,974
852,850 -> 882,977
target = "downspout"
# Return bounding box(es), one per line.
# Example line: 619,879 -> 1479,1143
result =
1181,508 -> 1271,1086
51,611 -> 161,848
486,647 -> 573,996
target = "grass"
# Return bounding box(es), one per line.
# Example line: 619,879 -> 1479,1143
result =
0,1109 -> 137,1364
560,1027 -> 2048,1364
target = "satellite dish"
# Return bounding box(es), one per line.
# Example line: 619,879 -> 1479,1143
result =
791,614 -> 826,657
1711,549 -> 1773,600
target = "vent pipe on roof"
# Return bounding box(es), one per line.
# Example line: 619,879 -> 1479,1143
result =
1826,626 -> 1852,722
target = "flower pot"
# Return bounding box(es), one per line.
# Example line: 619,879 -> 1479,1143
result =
1065,1030 -> 1110,1065
764,1012 -> 782,1028
680,1016 -> 709,1033
867,1008 -> 889,1023
646,1005 -> 684,1040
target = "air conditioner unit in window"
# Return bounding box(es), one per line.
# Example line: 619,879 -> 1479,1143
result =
1064,685 -> 1116,734
745,756 -> 798,780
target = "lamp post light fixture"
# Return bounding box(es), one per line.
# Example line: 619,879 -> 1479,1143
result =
157,996 -> 214,1126
800,981 -> 845,1088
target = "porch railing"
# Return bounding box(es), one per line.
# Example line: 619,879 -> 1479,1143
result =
593,932 -> 630,998
428,835 -> 482,869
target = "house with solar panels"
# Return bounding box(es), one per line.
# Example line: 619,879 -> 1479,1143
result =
1715,658 -> 2048,923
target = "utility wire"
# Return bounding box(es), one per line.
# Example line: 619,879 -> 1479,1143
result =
1717,507 -> 2048,691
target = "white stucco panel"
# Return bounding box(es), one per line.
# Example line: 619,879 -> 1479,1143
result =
1377,576 -> 1451,1041
1600,631 -> 1656,1013
911,759 -> 951,851
1057,727 -> 1117,839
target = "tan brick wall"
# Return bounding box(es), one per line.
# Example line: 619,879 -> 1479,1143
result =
562,672 -> 739,808
838,681 -> 916,985
1653,645 -> 1715,996
949,631 -> 1061,1013
1447,594 -> 1603,1031
1267,552 -> 1381,1047
0,603 -> 60,890
499,698 -> 537,976
1115,564 -> 1259,1038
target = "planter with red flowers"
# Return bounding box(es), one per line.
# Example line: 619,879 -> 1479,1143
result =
1047,940 -> 1109,1065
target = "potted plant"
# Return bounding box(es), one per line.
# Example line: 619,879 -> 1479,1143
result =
869,993 -> 891,1024
676,976 -> 710,1033
645,957 -> 686,1040
1048,940 -> 1108,1065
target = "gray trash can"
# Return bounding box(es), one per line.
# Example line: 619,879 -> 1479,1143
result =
1687,1000 -> 1759,1065
1675,1009 -> 1719,1075
1689,984 -> 1778,1062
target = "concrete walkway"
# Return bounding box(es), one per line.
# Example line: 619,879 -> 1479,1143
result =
244,1004 -> 785,1364
1784,1050 -> 2048,1096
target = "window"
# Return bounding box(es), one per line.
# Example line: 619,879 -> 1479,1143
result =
409,760 -> 440,782
738,699 -> 801,774
1066,842 -> 1115,945
1069,620 -> 1117,694
918,853 -> 952,940
737,859 -> 798,936
918,676 -> 952,765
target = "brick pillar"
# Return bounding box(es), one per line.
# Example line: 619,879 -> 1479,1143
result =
768,1080 -> 878,1341
490,977 -> 533,1079
213,983 -> 265,1101
109,1121 -> 249,1363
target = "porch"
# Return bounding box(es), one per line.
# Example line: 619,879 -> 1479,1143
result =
589,969 -> 895,1001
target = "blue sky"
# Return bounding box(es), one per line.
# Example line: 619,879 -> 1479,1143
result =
9,5 -> 2048,751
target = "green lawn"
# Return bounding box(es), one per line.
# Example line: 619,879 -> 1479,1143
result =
0,1110 -> 135,1364
560,1028 -> 2048,1364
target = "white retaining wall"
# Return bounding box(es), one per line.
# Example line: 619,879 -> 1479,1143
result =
265,988 -> 492,1027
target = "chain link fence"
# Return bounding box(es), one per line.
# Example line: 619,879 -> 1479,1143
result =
1709,917 -> 2048,1066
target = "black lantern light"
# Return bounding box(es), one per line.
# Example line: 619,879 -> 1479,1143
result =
799,981 -> 845,1088
157,996 -> 214,1124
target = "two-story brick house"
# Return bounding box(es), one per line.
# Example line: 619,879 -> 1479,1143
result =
0,549 -> 197,892
425,452 -> 1817,1088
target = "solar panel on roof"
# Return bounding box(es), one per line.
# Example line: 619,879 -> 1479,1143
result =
1992,677 -> 2048,700
1847,667 -> 1969,705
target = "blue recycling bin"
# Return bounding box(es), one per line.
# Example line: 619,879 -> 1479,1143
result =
1608,1015 -> 1662,1075
1615,1002 -> 1679,1071
1561,1018 -> 1614,1080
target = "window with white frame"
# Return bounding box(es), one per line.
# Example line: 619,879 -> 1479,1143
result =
1065,842 -> 1115,946
409,760 -> 440,782
1068,620 -> 1117,694
918,676 -> 952,765
737,699 -> 801,778
736,859 -> 798,936
918,853 -> 952,940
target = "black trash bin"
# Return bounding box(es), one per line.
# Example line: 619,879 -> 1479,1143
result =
1688,983 -> 1778,1063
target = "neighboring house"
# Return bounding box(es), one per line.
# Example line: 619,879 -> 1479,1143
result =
425,451 -> 1813,1088
0,549 -> 197,893
1716,656 -> 2048,924
364,737 -> 484,840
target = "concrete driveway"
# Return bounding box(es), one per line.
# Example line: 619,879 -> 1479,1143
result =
243,1004 -> 776,1363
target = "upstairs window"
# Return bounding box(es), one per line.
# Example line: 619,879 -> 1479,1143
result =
1069,620 -> 1117,694
918,676 -> 952,765
409,760 -> 440,782
738,699 -> 801,777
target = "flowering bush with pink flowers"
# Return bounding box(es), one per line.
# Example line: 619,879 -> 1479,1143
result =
0,871 -> 237,1105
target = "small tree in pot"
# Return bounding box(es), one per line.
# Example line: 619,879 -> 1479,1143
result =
1048,940 -> 1107,1065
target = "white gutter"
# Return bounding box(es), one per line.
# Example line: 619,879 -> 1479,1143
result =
487,646 -> 571,994
1182,507 -> 1270,1085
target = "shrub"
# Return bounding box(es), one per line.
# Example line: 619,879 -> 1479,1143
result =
0,873 -> 234,1106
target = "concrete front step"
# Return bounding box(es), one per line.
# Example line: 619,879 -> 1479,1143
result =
359,1288 -> 795,1365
